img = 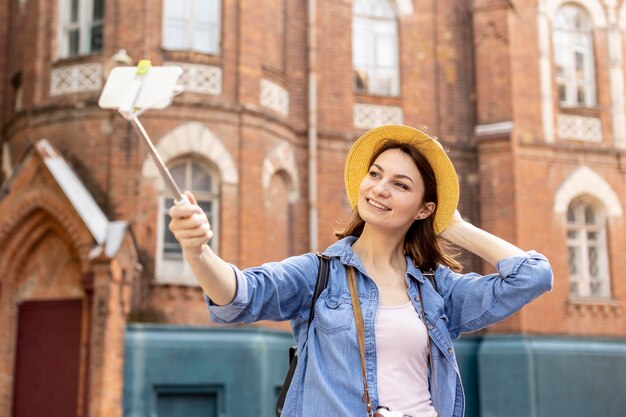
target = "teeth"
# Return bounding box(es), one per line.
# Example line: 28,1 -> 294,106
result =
368,199 -> 390,210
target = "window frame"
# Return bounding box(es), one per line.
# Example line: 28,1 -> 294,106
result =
352,0 -> 400,97
161,0 -> 222,55
58,0 -> 104,58
566,198 -> 611,299
552,5 -> 597,108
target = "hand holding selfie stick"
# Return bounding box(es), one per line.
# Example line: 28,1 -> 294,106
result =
98,60 -> 188,205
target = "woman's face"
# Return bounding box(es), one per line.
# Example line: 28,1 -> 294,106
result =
357,148 -> 434,232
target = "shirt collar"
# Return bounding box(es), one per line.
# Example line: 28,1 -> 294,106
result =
322,236 -> 426,283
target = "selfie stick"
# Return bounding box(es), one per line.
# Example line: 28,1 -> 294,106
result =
100,60 -> 188,205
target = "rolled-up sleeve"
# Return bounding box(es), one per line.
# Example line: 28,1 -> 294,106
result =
205,253 -> 319,324
441,251 -> 553,339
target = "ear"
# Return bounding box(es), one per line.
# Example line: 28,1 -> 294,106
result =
415,202 -> 436,220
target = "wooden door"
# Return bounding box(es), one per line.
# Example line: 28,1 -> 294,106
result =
12,299 -> 82,417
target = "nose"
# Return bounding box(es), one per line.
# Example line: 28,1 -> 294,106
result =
373,181 -> 390,197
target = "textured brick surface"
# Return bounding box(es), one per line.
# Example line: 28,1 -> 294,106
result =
1,1 -> 625,416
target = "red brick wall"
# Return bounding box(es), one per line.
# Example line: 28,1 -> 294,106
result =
473,0 -> 512,124
1,0 -> 625,357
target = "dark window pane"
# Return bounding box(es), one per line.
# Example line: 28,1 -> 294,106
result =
568,246 -> 578,275
558,84 -> 567,104
70,0 -> 79,22
90,25 -> 103,52
157,391 -> 218,417
198,201 -> 213,223
69,30 -> 80,56
170,164 -> 186,186
590,280 -> 602,296
163,198 -> 182,257
588,247 -> 598,276
577,86 -> 585,105
584,205 -> 595,224
191,164 -> 212,191
575,52 -> 584,72
93,0 -> 104,20
567,205 -> 576,223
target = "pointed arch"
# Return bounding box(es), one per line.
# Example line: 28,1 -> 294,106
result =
0,188 -> 95,275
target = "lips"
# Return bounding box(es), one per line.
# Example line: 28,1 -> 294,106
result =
366,198 -> 391,211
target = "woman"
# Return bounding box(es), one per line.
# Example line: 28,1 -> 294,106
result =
168,125 -> 553,417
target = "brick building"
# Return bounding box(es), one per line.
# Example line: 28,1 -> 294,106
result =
0,0 -> 624,416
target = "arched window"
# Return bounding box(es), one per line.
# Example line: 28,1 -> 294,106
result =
566,198 -> 610,298
352,0 -> 399,96
162,0 -> 221,54
553,5 -> 596,107
159,159 -> 219,282
58,0 -> 104,57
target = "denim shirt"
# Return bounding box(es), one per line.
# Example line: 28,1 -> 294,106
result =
207,236 -> 553,417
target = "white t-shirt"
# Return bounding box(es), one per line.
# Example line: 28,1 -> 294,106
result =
375,301 -> 437,417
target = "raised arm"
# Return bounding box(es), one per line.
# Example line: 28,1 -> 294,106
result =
168,191 -> 236,305
439,210 -> 527,266
437,211 -> 553,338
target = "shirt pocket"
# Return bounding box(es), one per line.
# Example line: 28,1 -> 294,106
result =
313,292 -> 354,334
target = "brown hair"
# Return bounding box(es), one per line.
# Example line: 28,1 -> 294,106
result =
336,139 -> 462,272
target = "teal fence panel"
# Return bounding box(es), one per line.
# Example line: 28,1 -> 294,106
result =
124,325 -> 482,417
479,335 -> 626,417
124,325 -> 294,417
455,336 -> 482,417
125,327 -> 626,416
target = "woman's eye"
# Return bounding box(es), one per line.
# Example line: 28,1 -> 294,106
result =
369,171 -> 381,178
395,182 -> 408,190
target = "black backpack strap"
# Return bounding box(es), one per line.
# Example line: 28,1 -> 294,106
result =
276,252 -> 330,417
308,252 -> 330,328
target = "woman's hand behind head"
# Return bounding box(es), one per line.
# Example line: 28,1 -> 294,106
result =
439,210 -> 464,240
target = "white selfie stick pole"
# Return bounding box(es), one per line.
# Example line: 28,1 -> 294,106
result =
113,60 -> 188,205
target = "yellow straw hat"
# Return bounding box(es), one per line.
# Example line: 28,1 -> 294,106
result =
344,124 -> 459,235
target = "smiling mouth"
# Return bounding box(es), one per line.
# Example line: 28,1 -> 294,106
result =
366,198 -> 391,211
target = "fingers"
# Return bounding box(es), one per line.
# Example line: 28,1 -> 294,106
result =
173,225 -> 214,250
169,194 -> 203,219
168,190 -> 213,251
184,190 -> 198,205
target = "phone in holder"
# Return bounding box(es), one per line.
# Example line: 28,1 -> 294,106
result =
98,65 -> 183,113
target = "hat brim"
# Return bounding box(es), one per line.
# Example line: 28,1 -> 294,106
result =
344,125 -> 459,235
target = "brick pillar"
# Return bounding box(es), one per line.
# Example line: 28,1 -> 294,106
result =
87,257 -> 126,417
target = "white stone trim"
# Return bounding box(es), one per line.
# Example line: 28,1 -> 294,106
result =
618,0 -> 626,30
260,79 -> 289,116
557,114 -> 602,142
538,10 -> 556,143
474,121 -> 514,137
50,63 -> 103,95
141,122 -> 238,184
554,166 -> 623,217
353,103 -> 403,129
262,141 -> 299,203
544,0 -> 607,28
164,62 -> 222,95
393,0 -> 414,16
